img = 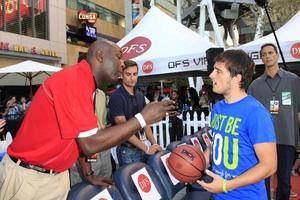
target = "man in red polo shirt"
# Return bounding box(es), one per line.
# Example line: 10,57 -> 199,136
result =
0,40 -> 174,199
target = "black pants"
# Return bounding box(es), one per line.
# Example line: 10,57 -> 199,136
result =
265,144 -> 295,200
169,117 -> 183,142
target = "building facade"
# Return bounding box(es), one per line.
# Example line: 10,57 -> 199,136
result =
66,0 -> 125,65
0,0 -> 66,67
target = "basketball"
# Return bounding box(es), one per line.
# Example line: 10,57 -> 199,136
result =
167,144 -> 206,183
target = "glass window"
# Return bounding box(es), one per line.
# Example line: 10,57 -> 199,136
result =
117,15 -> 125,28
0,0 -> 3,30
78,0 -> 86,5
67,0 -> 77,9
77,0 -> 86,10
21,0 -> 33,37
103,9 -> 112,23
143,0 -> 151,9
96,5 -> 103,18
34,0 -> 47,39
75,0 -> 125,27
5,0 -> 20,34
110,13 -> 118,24
87,2 -> 95,11
1,0 -> 48,39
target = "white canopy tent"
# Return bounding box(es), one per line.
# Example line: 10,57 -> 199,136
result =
0,60 -> 62,97
238,11 -> 300,65
118,6 -> 215,81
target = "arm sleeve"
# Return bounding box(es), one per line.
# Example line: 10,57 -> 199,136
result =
108,93 -> 126,120
247,107 -> 276,145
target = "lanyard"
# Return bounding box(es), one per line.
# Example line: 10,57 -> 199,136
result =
265,76 -> 281,97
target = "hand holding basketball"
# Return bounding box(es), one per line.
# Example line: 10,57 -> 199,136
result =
197,169 -> 226,194
167,144 -> 206,183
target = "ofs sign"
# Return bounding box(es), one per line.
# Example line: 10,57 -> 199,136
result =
291,42 -> 300,59
121,37 -> 151,59
142,61 -> 153,74
137,174 -> 151,193
168,57 -> 207,69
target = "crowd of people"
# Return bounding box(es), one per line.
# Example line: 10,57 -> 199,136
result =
1,96 -> 30,120
0,40 -> 299,200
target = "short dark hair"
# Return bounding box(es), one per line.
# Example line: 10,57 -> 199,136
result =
260,43 -> 278,56
123,60 -> 138,71
214,49 -> 255,91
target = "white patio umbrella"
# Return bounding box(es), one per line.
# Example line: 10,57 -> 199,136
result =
0,60 -> 62,98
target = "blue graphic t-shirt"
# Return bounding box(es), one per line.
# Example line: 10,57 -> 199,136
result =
211,96 -> 276,200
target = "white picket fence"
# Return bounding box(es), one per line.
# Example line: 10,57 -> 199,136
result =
151,111 -> 211,149
110,111 -> 211,164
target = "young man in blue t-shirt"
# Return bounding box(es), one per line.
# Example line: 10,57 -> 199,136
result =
197,50 -> 277,200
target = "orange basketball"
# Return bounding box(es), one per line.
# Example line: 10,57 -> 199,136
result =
167,144 -> 206,183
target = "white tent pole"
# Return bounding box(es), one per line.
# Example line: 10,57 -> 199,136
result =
150,0 -> 155,6
196,2 -> 207,94
139,0 -> 144,16
177,0 -> 181,22
160,80 -> 163,96
206,0 -> 224,47
124,0 -> 132,34
195,77 -> 204,94
177,0 -> 195,91
188,77 -> 195,89
198,2 -> 206,36
254,7 -> 265,40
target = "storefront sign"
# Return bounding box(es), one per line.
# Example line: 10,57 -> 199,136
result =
0,41 -> 58,57
78,10 -> 97,25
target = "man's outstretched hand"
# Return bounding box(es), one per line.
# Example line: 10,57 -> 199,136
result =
140,100 -> 175,125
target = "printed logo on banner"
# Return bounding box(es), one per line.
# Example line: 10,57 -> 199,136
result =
131,167 -> 161,200
290,42 -> 300,59
142,60 -> 154,74
90,188 -> 113,200
121,37 -> 151,59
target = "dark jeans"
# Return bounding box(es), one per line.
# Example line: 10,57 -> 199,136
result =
265,144 -> 295,200
116,145 -> 148,167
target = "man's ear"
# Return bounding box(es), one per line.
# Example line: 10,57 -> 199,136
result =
96,50 -> 103,63
233,74 -> 242,84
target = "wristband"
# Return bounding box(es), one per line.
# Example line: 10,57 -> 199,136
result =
135,113 -> 147,128
222,179 -> 228,193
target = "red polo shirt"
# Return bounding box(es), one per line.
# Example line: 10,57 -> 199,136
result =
8,60 -> 98,172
